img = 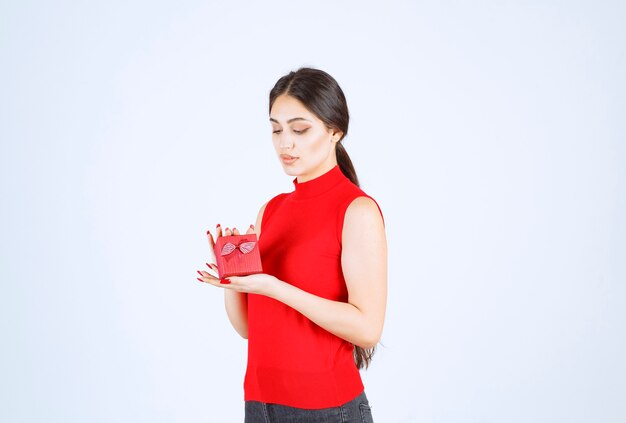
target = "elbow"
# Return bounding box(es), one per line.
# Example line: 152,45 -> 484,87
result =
357,340 -> 378,350
352,312 -> 384,349
358,337 -> 379,350
356,329 -> 382,350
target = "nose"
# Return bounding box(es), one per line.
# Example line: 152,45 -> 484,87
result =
278,134 -> 294,150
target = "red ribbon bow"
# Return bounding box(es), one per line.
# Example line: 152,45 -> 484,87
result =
221,240 -> 257,256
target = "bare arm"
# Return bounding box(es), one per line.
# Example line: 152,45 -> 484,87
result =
223,283 -> 248,339
223,197 -> 388,348
270,197 -> 387,347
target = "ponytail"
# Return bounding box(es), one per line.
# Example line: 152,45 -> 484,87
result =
336,142 -> 359,187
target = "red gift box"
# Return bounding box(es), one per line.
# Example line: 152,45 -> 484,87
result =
213,234 -> 263,278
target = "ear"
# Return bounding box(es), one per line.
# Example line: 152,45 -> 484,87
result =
330,127 -> 343,143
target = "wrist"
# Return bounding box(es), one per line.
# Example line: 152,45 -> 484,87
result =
266,276 -> 285,300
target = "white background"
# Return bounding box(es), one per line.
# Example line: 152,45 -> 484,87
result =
1,1 -> 625,422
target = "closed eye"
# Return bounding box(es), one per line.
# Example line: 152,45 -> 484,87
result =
293,128 -> 309,135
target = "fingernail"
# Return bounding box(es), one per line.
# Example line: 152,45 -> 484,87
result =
220,278 -> 231,284
216,223 -> 221,227
197,270 -> 203,276
250,224 -> 254,228
205,262 -> 211,268
196,277 -> 203,282
225,227 -> 229,232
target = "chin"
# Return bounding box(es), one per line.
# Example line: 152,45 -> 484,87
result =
282,167 -> 301,177
280,162 -> 304,177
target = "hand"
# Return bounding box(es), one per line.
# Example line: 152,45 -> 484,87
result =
219,272 -> 281,296
196,223 -> 257,287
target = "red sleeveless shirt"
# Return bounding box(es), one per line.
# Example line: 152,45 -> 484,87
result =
244,165 -> 383,409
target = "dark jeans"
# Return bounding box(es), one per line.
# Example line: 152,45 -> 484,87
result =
244,391 -> 374,423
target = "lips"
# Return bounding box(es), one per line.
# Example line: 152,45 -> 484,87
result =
280,154 -> 299,164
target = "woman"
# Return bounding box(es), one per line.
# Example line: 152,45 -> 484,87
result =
196,67 -> 387,422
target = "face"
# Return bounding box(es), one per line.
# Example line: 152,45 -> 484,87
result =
269,94 -> 342,182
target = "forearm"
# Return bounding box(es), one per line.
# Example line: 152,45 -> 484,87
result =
268,279 -> 382,349
224,290 -> 248,339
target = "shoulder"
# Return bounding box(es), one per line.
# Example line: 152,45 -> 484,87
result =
256,192 -> 290,235
341,195 -> 387,260
264,192 -> 290,214
344,196 -> 384,227
337,193 -> 385,245
259,192 -> 291,214
339,178 -> 384,224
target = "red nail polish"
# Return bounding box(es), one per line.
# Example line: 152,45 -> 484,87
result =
250,224 -> 254,228
197,270 -> 203,277
220,278 -> 231,284
216,223 -> 221,227
196,277 -> 203,282
205,262 -> 211,268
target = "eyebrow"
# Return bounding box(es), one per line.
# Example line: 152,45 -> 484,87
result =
269,117 -> 312,124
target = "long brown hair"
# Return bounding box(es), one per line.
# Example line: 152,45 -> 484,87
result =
269,67 -> 375,369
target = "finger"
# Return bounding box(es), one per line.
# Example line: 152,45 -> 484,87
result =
206,231 -> 217,263
197,269 -> 215,278
205,262 -> 219,277
196,270 -> 220,284
225,227 -> 232,236
246,224 -> 255,235
216,223 -> 222,238
196,276 -> 224,287
232,227 -> 240,235
206,230 -> 215,249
